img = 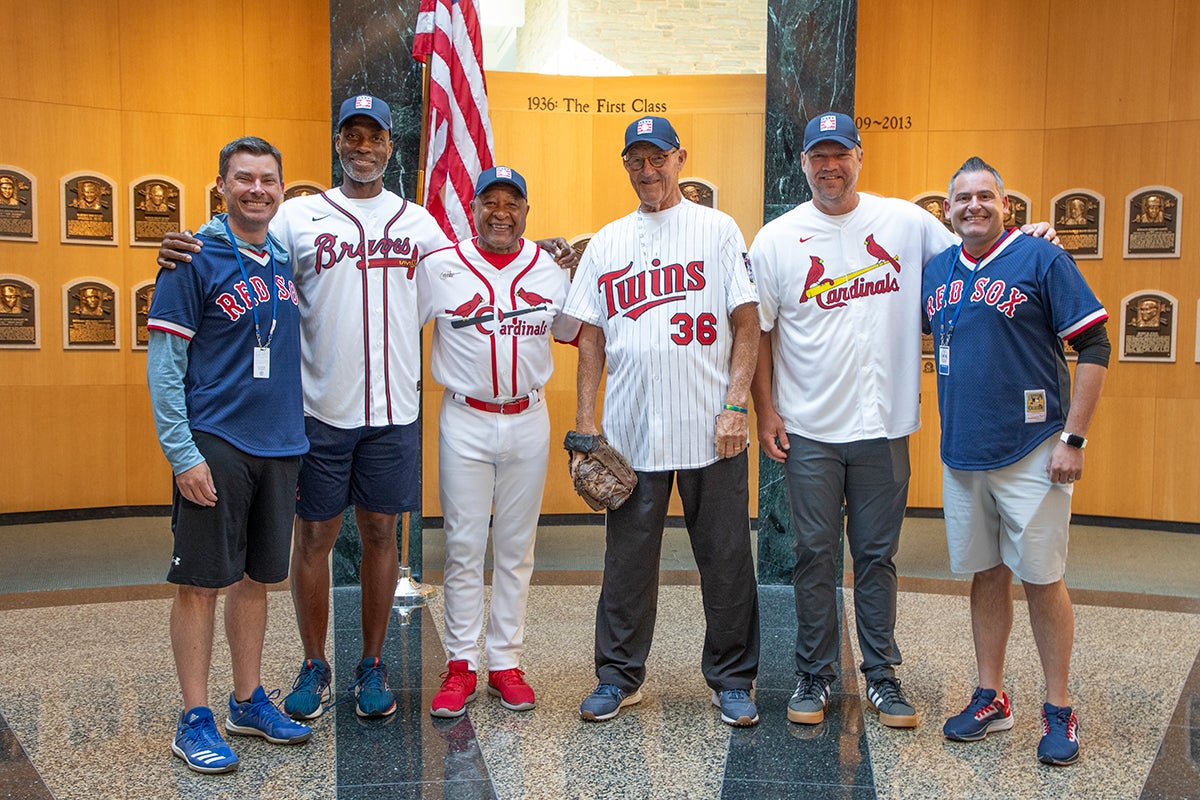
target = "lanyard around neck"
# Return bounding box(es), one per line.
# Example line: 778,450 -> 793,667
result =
223,219 -> 278,348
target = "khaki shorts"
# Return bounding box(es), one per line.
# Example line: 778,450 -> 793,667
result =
942,434 -> 1073,585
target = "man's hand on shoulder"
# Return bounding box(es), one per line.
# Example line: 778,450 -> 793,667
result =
157,230 -> 203,270
1020,221 -> 1061,248
535,237 -> 579,271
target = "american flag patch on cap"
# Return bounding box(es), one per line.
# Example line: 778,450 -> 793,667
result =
355,95 -> 373,109
820,114 -> 837,131
496,166 -> 512,178
637,118 -> 654,134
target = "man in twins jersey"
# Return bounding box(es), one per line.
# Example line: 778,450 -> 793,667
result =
748,113 -> 1059,731
566,116 -> 762,727
147,137 -> 311,773
925,158 -> 1108,767
418,166 -> 580,718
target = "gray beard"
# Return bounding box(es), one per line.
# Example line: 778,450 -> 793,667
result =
340,154 -> 387,184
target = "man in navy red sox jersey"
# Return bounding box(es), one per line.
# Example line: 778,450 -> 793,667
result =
749,113 -> 1060,731
564,116 -> 762,727
923,157 -> 1108,766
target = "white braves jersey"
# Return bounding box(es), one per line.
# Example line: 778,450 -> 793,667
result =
563,200 -> 758,471
418,238 -> 578,399
750,193 -> 956,443
270,187 -> 451,428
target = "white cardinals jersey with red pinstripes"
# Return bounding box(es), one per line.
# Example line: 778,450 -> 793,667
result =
562,199 -> 758,471
270,187 -> 451,428
417,237 -> 579,399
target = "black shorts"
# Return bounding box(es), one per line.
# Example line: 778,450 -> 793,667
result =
167,431 -> 301,588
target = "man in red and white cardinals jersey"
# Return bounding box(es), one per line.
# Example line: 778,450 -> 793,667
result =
565,116 -> 762,728
418,166 -> 579,718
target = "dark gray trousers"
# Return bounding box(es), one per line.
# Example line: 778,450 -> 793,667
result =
784,435 -> 909,682
594,452 -> 760,693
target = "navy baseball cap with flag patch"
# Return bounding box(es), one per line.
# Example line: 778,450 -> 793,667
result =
802,112 -> 861,152
623,116 -> 680,155
474,166 -> 527,198
337,95 -> 392,131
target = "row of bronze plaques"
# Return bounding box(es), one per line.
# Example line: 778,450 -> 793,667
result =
0,166 -> 324,245
912,186 -> 1182,259
0,276 -> 153,350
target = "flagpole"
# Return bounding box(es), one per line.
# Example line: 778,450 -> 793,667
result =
415,60 -> 432,206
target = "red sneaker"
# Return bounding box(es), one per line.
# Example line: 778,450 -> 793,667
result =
431,660 -> 478,718
488,668 -> 536,711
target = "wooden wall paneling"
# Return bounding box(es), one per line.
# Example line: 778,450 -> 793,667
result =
0,1 -> 122,108
1069,396 -> 1156,520
856,131 -> 930,201
685,110 -> 765,240
1169,1 -> 1200,120
1044,0 -> 1174,129
124,383 -> 171,504
117,0 -> 246,116
855,0 -> 932,130
908,374 -> 945,509
1153,398 -> 1200,522
924,131 -> 1047,209
243,0 -> 331,123
927,0 -> 1050,132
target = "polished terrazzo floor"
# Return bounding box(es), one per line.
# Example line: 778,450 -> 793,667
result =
0,517 -> 1198,799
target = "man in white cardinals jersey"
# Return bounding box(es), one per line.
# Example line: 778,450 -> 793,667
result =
417,166 -> 579,718
749,113 -> 1058,731
565,116 -> 762,728
925,157 -> 1108,767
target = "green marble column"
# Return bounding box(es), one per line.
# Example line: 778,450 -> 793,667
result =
757,0 -> 857,585
330,0 -> 426,585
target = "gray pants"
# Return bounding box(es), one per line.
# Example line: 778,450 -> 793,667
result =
594,452 -> 760,693
784,435 -> 909,682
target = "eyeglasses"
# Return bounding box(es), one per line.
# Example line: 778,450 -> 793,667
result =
622,149 -> 677,171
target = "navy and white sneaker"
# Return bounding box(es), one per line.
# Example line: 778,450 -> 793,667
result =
1038,703 -> 1081,766
579,683 -> 642,722
712,688 -> 760,727
353,657 -> 397,718
943,687 -> 1014,742
225,686 -> 313,744
172,706 -> 239,774
283,658 -> 332,719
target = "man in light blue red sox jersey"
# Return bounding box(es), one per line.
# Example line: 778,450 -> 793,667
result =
922,156 -> 1109,767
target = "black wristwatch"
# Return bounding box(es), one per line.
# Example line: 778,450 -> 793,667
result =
1059,431 -> 1087,450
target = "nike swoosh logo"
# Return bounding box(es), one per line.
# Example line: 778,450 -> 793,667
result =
312,214 -> 330,221
799,236 -> 815,243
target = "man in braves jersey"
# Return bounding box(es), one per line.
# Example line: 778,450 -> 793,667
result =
565,116 -> 762,727
147,137 -> 311,773
925,157 -> 1108,766
748,113 -> 1058,731
157,96 -> 578,721
418,166 -> 580,718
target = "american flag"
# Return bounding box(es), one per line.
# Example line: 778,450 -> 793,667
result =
412,0 -> 495,241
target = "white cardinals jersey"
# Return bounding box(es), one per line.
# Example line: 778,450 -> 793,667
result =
563,200 -> 758,471
418,238 -> 578,399
750,193 -> 956,443
270,188 -> 451,428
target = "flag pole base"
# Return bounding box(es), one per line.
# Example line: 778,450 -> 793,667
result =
394,565 -> 437,605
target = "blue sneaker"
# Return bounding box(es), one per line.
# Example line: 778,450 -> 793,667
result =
943,687 -> 1014,742
171,706 -> 238,774
579,683 -> 641,722
1038,703 -> 1080,766
354,657 -> 397,718
284,658 -> 332,719
712,688 -> 759,727
225,686 -> 312,744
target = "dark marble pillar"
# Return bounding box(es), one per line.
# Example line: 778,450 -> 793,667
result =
757,0 -> 857,585
330,0 -> 427,585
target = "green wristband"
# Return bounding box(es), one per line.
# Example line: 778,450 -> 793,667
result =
722,403 -> 748,414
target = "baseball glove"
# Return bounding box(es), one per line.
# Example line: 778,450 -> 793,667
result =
563,431 -> 638,511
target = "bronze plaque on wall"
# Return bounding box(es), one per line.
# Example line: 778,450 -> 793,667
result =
63,278 -> 119,349
1003,190 -> 1030,230
1119,290 -> 1176,362
1051,189 -> 1103,259
61,172 -> 117,246
0,166 -> 37,242
132,280 -> 155,350
131,176 -> 184,246
911,192 -> 952,232
285,181 -> 326,201
0,275 -> 39,349
679,179 -> 717,209
1124,186 -> 1181,258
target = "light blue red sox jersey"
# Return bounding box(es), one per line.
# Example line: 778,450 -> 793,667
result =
147,230 -> 306,458
563,199 -> 758,471
921,229 -> 1107,471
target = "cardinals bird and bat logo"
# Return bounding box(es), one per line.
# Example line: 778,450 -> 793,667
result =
801,235 -> 902,309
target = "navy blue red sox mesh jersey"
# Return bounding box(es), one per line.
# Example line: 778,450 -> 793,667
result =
148,233 -> 307,458
921,230 -> 1107,471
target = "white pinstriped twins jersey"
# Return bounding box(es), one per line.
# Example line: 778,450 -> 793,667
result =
417,237 -> 579,399
270,187 -> 451,428
751,194 -> 957,443
563,200 -> 758,471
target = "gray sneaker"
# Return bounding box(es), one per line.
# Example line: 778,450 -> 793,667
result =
787,673 -> 831,724
866,676 -> 920,728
